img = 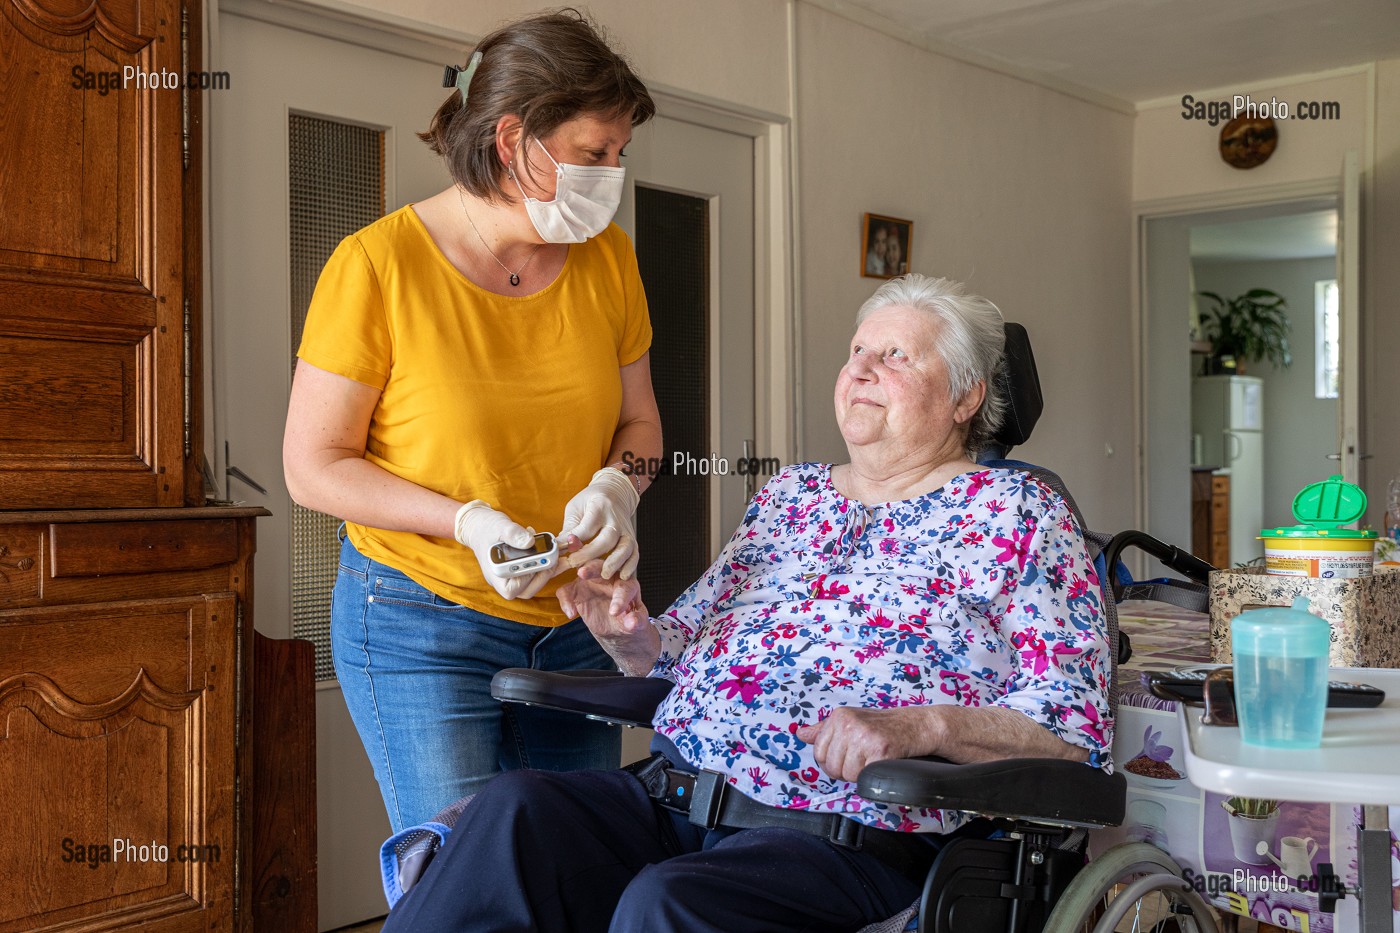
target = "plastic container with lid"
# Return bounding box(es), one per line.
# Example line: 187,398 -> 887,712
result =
1259,475 -> 1376,578
1231,596 -> 1332,748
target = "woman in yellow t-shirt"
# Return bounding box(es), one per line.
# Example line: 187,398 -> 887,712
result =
283,10 -> 661,834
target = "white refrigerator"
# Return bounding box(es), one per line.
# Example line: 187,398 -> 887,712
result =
1191,375 -> 1264,567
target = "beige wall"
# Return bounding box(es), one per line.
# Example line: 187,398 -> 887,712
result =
1134,72 -> 1368,203
344,0 -> 793,118
794,4 -> 1137,530
1134,64 -> 1400,525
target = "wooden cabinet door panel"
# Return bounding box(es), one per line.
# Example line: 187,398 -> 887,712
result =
0,0 -> 193,508
0,594 -> 235,932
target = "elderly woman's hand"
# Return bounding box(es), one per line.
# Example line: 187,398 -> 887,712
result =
557,561 -> 660,676
794,707 -> 938,784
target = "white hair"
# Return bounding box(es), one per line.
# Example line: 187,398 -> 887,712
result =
856,274 -> 1007,455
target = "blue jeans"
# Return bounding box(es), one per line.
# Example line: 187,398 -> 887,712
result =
331,535 -> 621,833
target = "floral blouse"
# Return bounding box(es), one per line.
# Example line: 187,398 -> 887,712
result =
648,463 -> 1113,833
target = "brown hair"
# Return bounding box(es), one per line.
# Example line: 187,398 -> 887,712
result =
419,8 -> 655,203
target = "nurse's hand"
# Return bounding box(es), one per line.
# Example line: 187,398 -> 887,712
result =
454,501 -> 553,600
558,467 -> 640,580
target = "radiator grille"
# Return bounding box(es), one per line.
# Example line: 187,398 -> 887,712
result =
288,113 -> 385,682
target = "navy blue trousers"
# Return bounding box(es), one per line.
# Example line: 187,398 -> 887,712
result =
381,768 -> 927,932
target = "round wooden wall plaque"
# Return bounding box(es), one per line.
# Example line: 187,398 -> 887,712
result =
1219,116 -> 1278,169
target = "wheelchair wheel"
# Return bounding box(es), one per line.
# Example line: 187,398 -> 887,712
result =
1040,842 -> 1219,933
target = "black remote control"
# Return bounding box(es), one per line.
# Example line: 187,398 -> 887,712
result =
1147,668 -> 1386,708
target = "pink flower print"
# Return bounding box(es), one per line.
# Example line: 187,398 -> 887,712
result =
967,472 -> 991,497
869,610 -> 895,628
819,519 -> 833,536
810,574 -> 850,599
745,766 -> 772,791
1011,629 -> 1050,675
992,528 -> 1032,570
1051,642 -> 1082,666
879,537 -> 900,554
959,568 -> 975,588
717,664 -> 769,704
882,517 -> 895,533
1078,702 -> 1106,745
986,498 -> 1007,515
856,642 -> 886,661
962,530 -> 984,546
938,670 -> 972,701
1068,574 -> 1089,600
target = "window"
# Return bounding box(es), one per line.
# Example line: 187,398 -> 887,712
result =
1315,279 -> 1339,399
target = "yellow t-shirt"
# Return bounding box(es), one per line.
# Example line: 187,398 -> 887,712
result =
297,205 -> 652,626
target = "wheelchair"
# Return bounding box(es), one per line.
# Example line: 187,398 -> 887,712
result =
489,550 -> 1217,933
387,322 -> 1224,932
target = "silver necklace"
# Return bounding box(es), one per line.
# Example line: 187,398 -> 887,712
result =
457,187 -> 540,286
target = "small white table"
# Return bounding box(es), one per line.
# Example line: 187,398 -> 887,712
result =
1178,667 -> 1400,933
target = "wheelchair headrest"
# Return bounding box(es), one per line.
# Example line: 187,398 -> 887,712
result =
985,322 -> 1043,457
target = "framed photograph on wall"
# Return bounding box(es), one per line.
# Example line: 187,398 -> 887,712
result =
861,213 -> 913,279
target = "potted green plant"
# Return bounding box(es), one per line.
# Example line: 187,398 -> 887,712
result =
1197,288 -> 1292,374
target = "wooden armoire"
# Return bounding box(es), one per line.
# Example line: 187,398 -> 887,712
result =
0,0 -> 315,930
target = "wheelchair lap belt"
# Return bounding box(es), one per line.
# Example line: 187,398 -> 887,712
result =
625,754 -> 936,875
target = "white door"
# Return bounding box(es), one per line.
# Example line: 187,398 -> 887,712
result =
1336,151 -> 1362,485
212,14 -> 759,928
618,115 -> 755,545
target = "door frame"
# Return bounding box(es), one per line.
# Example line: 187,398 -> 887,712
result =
204,0 -> 797,504
1131,176 -> 1358,551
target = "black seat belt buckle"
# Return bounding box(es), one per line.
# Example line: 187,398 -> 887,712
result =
829,816 -> 864,850
690,770 -> 728,830
659,770 -> 695,813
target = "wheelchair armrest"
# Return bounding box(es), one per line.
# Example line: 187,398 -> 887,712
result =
489,669 -> 674,728
856,757 -> 1126,829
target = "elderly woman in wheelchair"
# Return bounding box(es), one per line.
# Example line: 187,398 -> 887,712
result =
380,274 -> 1218,933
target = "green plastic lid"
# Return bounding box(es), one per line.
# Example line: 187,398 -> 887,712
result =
1260,474 -> 1377,539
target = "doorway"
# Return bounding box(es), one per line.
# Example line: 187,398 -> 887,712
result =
212,14 -> 763,929
1139,186 -> 1358,567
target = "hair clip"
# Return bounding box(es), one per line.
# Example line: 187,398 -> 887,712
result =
442,50 -> 483,103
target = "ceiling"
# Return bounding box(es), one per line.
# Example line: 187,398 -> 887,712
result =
825,0 -> 1400,106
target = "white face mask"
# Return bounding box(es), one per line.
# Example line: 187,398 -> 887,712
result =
510,137 -> 625,244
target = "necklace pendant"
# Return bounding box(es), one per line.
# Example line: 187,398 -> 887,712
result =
509,273 -> 520,286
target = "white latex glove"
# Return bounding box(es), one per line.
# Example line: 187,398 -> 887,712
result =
454,500 -> 552,600
558,467 -> 640,580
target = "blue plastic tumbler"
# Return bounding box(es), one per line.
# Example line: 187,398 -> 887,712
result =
1230,597 -> 1332,748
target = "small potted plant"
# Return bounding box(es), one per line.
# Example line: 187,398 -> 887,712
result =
1197,288 -> 1292,375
